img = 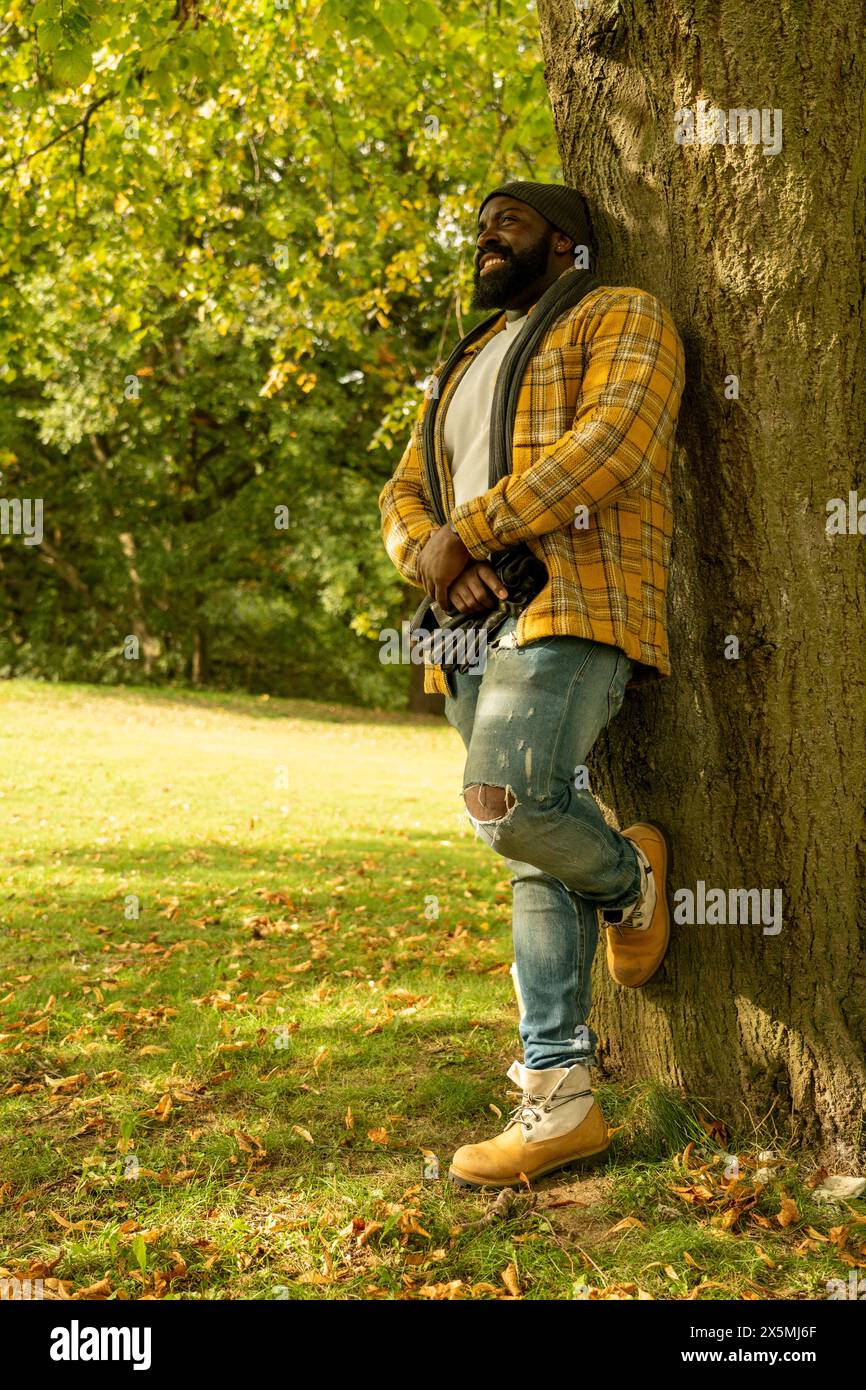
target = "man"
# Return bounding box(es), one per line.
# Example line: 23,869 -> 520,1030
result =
378,181 -> 686,1189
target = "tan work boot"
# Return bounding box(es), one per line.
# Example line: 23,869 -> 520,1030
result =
448,1060 -> 610,1189
602,821 -> 671,987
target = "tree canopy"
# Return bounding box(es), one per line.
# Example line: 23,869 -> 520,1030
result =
0,0 -> 561,704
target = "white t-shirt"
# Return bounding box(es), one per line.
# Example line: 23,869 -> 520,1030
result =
442,308 -> 528,508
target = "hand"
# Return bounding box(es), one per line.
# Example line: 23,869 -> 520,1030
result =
448,561 -> 508,614
418,525 -> 471,608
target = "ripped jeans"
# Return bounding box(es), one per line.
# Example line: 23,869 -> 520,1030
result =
443,615 -> 642,1071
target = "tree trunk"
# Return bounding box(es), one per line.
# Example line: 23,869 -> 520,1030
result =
537,0 -> 866,1161
191,624 -> 210,686
117,531 -> 160,676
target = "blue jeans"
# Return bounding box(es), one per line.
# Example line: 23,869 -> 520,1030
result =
443,615 -> 642,1071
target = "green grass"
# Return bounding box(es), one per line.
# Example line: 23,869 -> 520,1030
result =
0,678 -> 861,1301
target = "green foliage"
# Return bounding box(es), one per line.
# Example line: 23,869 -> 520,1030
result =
0,0 -> 560,704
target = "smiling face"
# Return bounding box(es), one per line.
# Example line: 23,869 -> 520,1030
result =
471,196 -> 576,312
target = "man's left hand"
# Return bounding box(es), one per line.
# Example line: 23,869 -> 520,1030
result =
418,525 -> 471,608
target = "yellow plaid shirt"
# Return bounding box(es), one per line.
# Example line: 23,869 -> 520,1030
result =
378,281 -> 686,696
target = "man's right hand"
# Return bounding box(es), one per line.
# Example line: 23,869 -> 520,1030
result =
447,562 -> 508,615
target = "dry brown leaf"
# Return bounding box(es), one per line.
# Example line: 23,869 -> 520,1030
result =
697,1114 -> 728,1144
685,1280 -> 738,1299
357,1221 -> 384,1248
42,1278 -> 74,1300
776,1196 -> 800,1228
142,1093 -> 173,1122
501,1262 -> 522,1297
233,1130 -> 265,1156
805,1166 -> 829,1190
292,1125 -> 314,1145
71,1278 -> 112,1300
49,1211 -> 100,1232
609,1216 -> 647,1233
45,1072 -> 88,1093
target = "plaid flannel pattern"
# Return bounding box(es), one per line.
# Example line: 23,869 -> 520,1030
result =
378,285 -> 686,696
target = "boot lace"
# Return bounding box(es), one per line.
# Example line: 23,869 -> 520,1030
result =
606,860 -> 652,934
506,1090 -> 548,1129
506,1083 -> 592,1130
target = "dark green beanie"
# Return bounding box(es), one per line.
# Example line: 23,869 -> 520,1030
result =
478,180 -> 592,252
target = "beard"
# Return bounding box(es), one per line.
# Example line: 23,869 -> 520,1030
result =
470,228 -> 556,309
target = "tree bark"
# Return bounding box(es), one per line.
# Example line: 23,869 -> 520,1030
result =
537,0 -> 866,1161
191,624 -> 210,686
118,531 -> 160,676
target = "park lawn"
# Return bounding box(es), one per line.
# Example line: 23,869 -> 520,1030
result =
0,679 -> 860,1301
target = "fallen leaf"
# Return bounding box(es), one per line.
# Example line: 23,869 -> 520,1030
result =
501,1263 -> 522,1297
49,1212 -> 100,1232
357,1222 -> 384,1247
71,1277 -> 112,1300
45,1073 -> 87,1094
776,1196 -> 800,1228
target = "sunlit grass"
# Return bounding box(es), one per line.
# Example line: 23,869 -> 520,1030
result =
0,679 -> 859,1300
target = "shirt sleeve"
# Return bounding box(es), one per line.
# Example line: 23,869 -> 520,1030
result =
448,289 -> 686,559
377,401 -> 438,587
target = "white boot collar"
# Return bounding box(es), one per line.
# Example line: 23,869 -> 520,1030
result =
504,1061 -> 595,1139
506,1059 -> 592,1101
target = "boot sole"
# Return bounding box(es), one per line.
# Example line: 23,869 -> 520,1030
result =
447,1143 -> 611,1190
609,818 -> 672,988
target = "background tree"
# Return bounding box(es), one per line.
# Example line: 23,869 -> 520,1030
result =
536,0 -> 865,1161
0,0 -> 556,707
